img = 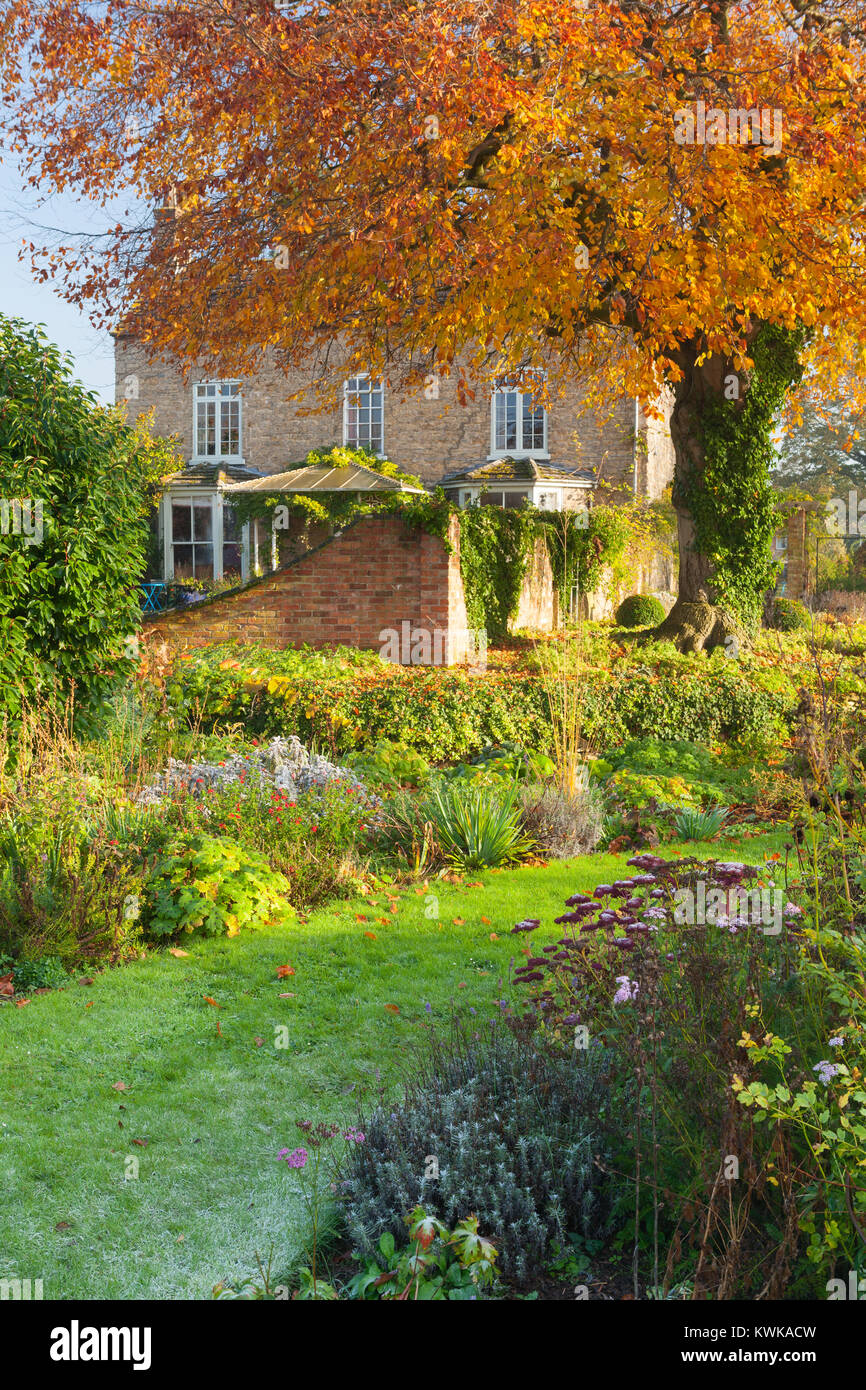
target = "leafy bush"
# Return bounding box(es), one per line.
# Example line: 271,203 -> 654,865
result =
0,952 -> 69,994
615,594 -> 667,628
169,646 -> 788,757
672,804 -> 729,841
346,1210 -> 499,1300
769,597 -> 811,632
0,315 -> 174,723
421,781 -> 534,868
518,781 -> 604,858
142,834 -> 292,938
511,855 -> 826,1297
343,1022 -> 614,1283
158,776 -> 377,909
0,815 -> 143,966
345,739 -> 430,788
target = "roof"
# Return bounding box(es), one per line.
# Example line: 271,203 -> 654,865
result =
165,462 -> 265,488
224,463 -> 425,495
439,457 -> 595,487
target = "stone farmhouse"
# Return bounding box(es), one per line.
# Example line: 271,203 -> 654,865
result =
115,336 -> 675,589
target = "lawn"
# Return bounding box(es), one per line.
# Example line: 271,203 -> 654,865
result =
0,831 -> 787,1300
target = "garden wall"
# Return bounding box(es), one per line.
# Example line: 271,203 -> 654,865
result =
144,513 -> 480,664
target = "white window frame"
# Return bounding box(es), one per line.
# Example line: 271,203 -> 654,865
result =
533,488 -> 562,511
490,370 -> 549,459
192,381 -> 243,462
162,490 -> 250,584
343,374 -> 385,454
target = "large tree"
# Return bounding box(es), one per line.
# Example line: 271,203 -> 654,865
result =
4,1 -> 866,648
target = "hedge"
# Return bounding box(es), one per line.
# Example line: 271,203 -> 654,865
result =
167,652 -> 791,760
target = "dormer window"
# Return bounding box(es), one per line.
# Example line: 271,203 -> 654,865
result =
491,370 -> 548,458
194,381 -> 242,460
343,375 -> 384,454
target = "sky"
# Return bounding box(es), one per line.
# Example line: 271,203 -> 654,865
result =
0,149 -> 123,405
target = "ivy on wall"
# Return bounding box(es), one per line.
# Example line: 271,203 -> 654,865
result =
228,445 -> 639,637
456,506 -> 537,635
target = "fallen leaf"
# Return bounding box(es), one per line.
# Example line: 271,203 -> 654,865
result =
85,1001 -> 94,1008
15,999 -> 30,1008
132,1138 -> 148,1147
203,996 -> 220,1007
54,1221 -> 72,1231
278,992 -> 296,998
364,931 -> 377,940
254,1037 -> 264,1047
489,933 -> 498,941
78,977 -> 95,986
168,948 -> 189,958
384,1003 -> 400,1014
378,917 -> 389,925
111,1082 -> 127,1091
467,881 -> 484,888
276,964 -> 295,978
481,916 -> 491,925
355,913 -> 368,921
452,917 -> 465,925
457,982 -> 467,989
0,973 -> 14,996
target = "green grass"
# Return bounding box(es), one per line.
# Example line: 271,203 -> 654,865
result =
0,830 -> 787,1300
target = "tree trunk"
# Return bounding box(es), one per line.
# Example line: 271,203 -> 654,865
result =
650,341 -> 752,654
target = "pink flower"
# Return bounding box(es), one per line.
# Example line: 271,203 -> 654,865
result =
278,1147 -> 308,1168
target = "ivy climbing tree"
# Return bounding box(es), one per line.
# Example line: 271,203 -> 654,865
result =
6,2 -> 866,649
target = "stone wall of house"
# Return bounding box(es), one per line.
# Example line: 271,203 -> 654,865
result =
115,336 -> 674,495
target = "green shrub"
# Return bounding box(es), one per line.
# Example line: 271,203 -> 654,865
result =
168,647 -> 788,757
345,739 -> 430,788
142,834 -> 292,938
0,315 -> 174,723
0,819 -> 143,966
343,1024 -> 614,1283
768,596 -> 811,632
671,804 -> 729,841
517,781 -> 604,857
157,777 -> 376,909
346,1209 -> 500,1300
0,952 -> 69,994
615,594 -> 667,628
421,781 -> 534,868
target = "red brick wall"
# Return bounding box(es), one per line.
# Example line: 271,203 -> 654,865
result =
144,513 -> 477,664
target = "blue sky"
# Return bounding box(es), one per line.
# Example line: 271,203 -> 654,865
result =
0,149 -> 121,404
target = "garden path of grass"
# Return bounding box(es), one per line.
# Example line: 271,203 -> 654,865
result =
0,831 -> 787,1299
